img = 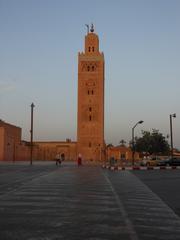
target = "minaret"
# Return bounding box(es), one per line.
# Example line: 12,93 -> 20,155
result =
77,24 -> 105,161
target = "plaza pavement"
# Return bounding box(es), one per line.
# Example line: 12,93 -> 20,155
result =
0,162 -> 180,240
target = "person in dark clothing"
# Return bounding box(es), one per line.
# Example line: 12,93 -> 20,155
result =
55,153 -> 61,166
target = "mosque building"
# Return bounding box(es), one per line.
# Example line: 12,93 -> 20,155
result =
0,25 -> 136,163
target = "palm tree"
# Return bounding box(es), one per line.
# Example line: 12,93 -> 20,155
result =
119,139 -> 126,146
106,143 -> 113,148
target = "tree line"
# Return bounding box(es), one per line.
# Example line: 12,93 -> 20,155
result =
132,129 -> 170,156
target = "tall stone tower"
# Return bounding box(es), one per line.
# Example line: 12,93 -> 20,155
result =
77,24 -> 105,162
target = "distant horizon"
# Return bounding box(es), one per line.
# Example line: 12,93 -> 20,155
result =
0,0 -> 180,148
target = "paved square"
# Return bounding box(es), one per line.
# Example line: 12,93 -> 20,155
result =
0,162 -> 180,240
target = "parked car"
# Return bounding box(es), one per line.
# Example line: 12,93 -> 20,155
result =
145,158 -> 157,166
145,157 -> 162,166
156,159 -> 170,166
140,157 -> 161,166
157,158 -> 180,166
140,158 -> 148,166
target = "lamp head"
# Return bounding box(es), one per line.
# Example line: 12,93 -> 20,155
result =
172,113 -> 176,118
31,103 -> 35,108
138,120 -> 144,124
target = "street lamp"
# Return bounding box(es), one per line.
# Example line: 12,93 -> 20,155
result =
132,120 -> 144,166
169,113 -> 176,159
30,103 -> 35,165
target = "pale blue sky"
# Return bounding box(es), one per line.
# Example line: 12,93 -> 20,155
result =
0,0 -> 180,148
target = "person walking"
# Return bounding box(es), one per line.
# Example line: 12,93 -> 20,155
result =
77,153 -> 82,166
61,153 -> 65,162
55,153 -> 61,166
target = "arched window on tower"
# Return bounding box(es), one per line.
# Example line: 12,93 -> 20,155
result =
89,47 -> 91,52
92,47 -> 94,52
89,115 -> 92,121
87,66 -> 90,71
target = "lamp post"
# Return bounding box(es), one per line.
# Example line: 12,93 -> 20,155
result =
132,120 -> 144,166
170,113 -> 176,159
30,103 -> 35,165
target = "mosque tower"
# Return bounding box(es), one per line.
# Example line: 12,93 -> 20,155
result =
77,24 -> 105,161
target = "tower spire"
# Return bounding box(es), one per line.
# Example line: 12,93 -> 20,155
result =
90,23 -> 94,32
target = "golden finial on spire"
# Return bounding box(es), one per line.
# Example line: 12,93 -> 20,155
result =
90,23 -> 94,32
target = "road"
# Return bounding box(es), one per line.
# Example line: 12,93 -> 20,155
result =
133,169 -> 180,217
0,162 -> 180,240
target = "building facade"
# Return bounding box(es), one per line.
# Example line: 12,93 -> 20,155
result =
77,24 -> 105,161
33,140 -> 77,161
107,145 -> 140,165
0,120 -> 29,161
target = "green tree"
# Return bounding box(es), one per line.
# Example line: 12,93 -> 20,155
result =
134,129 -> 169,155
